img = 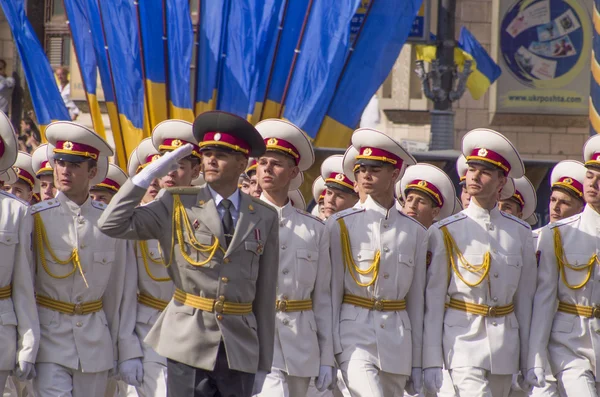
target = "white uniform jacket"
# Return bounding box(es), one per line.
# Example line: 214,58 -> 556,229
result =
529,206 -> 600,377
423,201 -> 536,375
329,195 -> 427,375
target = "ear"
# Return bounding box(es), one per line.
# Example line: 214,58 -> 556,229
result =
191,162 -> 201,180
88,165 -> 98,180
391,168 -> 401,181
432,206 -> 441,219
290,165 -> 300,179
497,174 -> 507,193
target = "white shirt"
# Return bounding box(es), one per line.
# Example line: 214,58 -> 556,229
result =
208,185 -> 240,226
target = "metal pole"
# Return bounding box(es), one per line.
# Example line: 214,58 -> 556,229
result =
192,0 -> 202,111
590,0 -> 600,135
162,0 -> 171,119
134,0 -> 154,129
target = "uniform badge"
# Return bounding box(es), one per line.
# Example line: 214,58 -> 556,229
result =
363,148 -> 372,156
257,243 -> 264,255
214,133 -> 222,141
335,173 -> 345,181
254,228 -> 261,241
536,250 -> 541,267
418,180 -> 427,187
198,200 -> 205,206
267,138 -> 278,146
193,219 -> 200,230
426,251 -> 432,268
172,139 -> 182,147
477,148 -> 488,157
249,204 -> 254,211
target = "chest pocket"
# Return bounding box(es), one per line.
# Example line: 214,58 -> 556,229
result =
296,249 -> 318,286
560,253 -> 595,290
243,240 -> 262,281
502,254 -> 523,288
452,254 -> 490,288
0,231 -> 17,267
182,232 -> 218,269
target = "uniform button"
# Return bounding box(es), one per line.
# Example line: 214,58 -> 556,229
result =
493,273 -> 498,278
223,258 -> 230,264
493,249 -> 498,254
383,224 -> 389,229
282,295 -> 288,300
493,297 -> 498,302
78,218 -> 84,224
80,244 -> 85,249
279,221 -> 285,227
218,295 -> 225,301
221,277 -> 228,283
488,225 -> 494,231
307,253 -> 312,259
380,324 -> 385,329
357,254 -> 362,259
383,247 -> 389,253
409,259 -> 413,264
383,273 -> 390,279
281,245 -> 287,250
282,269 -> 289,275
5,238 -> 10,242
283,319 -> 289,326
492,321 -> 497,326
217,315 -> 223,321
76,297 -> 82,302
76,322 -> 82,327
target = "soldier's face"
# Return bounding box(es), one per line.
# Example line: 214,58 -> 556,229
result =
39,175 -> 56,200
460,185 -> 471,209
239,177 -> 251,194
584,168 -> 600,207
53,160 -> 97,197
257,152 -> 299,192
161,157 -> 200,188
465,164 -> 506,200
355,164 -> 398,197
201,150 -> 246,188
498,199 -> 523,218
323,188 -> 358,218
89,189 -> 115,205
549,189 -> 583,222
4,180 -> 32,202
249,173 -> 262,198
403,190 -> 440,227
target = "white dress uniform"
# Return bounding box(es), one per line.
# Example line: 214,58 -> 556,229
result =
331,129 -> 425,397
254,119 -> 334,397
424,128 -> 536,397
31,122 -> 137,397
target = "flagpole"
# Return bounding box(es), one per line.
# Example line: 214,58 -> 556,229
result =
133,0 -> 154,130
277,0 -> 314,118
162,0 -> 171,119
258,0 -> 290,121
95,0 -> 127,166
192,0 -> 202,112
214,0 -> 232,109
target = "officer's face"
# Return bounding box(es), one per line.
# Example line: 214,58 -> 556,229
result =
39,174 -> 56,200
53,160 -> 97,197
549,189 -> 583,222
498,199 -> 523,218
584,168 -> 600,207
4,180 -> 32,202
257,152 -> 299,192
249,173 -> 262,198
201,150 -> 246,188
240,177 -> 251,194
403,190 -> 440,227
318,203 -> 326,220
323,188 -> 358,218
465,164 -> 506,200
356,164 -> 399,197
141,178 -> 160,205
161,157 -> 200,188
460,185 -> 471,209
89,189 -> 115,205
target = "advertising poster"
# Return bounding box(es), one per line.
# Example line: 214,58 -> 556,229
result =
497,0 -> 592,115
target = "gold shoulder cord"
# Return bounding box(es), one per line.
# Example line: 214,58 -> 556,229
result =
337,217 -> 380,287
553,228 -> 597,290
166,194 -> 225,267
33,213 -> 89,288
441,226 -> 490,287
139,241 -> 170,282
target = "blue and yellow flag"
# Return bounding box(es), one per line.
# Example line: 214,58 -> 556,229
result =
63,0 -> 106,139
166,0 -> 194,121
138,0 -> 167,128
0,0 -> 69,132
315,0 -> 423,148
195,0 -> 229,115
590,0 -> 600,134
98,0 -> 146,165
416,27 -> 502,101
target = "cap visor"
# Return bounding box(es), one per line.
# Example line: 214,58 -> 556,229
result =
324,182 -> 356,195
466,159 -> 502,172
52,153 -> 90,163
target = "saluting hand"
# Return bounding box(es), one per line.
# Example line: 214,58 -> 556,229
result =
132,143 -> 194,189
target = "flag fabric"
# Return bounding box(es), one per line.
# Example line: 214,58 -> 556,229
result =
166,0 -> 194,121
416,27 -> 502,100
0,0 -> 69,132
98,0 -> 147,166
314,0 -> 423,148
63,0 -> 106,139
281,0 -> 362,139
590,0 -> 600,135
138,0 -> 168,127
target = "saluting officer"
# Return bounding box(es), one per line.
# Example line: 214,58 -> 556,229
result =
31,122 -> 134,397
98,111 -> 279,397
329,128 -> 425,397
527,134 -> 600,395
0,112 -> 39,395
320,155 -> 359,219
31,144 -> 57,201
423,128 -> 536,397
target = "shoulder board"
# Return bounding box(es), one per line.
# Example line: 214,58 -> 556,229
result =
334,207 -> 365,221
250,196 -> 277,214
500,211 -> 530,228
549,213 -> 580,229
398,209 -> 427,230
0,190 -> 28,206
532,228 -> 542,237
91,200 -> 107,211
31,198 -> 61,214
165,186 -> 201,195
296,208 -> 324,224
435,212 -> 467,228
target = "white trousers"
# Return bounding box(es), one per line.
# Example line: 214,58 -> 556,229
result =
306,370 -> 352,397
340,359 -> 407,397
557,367 -> 600,397
0,371 -> 9,396
4,377 -> 33,397
33,363 -> 109,397
449,367 -> 512,397
530,379 -> 559,397
255,368 -> 310,397
127,362 -> 167,397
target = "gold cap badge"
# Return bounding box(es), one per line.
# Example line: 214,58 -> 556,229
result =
477,148 -> 488,157
363,148 -> 372,156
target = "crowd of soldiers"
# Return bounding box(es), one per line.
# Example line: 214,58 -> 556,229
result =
0,108 -> 597,397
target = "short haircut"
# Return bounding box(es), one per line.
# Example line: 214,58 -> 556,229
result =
0,60 -> 7,68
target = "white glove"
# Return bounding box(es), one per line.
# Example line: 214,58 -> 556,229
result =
315,365 -> 334,391
131,143 -> 194,189
119,358 -> 144,387
252,370 -> 269,395
14,361 -> 36,381
108,360 -> 118,378
526,367 -> 546,388
424,367 -> 443,393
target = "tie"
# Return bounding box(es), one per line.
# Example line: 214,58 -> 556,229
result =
221,199 -> 234,245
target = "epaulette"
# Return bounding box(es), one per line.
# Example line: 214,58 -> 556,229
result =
31,198 -> 60,214
334,207 -> 364,221
532,228 -> 542,237
91,200 -> 107,211
435,212 -> 467,228
500,211 -> 530,229
296,208 -> 324,224
0,190 -> 28,206
398,209 -> 426,230
250,196 -> 277,214
549,213 -> 580,229
165,186 -> 201,195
